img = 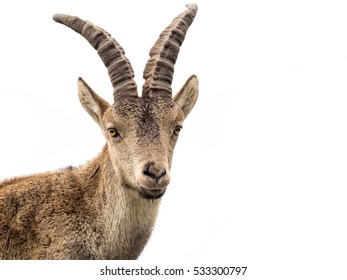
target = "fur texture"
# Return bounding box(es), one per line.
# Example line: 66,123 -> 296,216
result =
0,146 -> 159,259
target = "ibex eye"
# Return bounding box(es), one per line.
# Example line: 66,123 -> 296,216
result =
108,128 -> 119,138
174,126 -> 182,136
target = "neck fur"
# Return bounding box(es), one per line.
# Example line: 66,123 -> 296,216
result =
79,145 -> 161,259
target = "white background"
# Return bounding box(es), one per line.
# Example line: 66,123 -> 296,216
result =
0,0 -> 347,279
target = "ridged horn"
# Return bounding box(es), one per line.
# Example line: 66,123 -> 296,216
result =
142,4 -> 198,98
53,14 -> 138,99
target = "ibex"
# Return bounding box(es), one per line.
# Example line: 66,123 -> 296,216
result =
0,4 -> 198,259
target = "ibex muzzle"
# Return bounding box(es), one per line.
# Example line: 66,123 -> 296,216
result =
0,4 -> 198,259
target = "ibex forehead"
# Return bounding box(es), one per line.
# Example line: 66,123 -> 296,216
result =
105,96 -> 184,133
112,96 -> 178,118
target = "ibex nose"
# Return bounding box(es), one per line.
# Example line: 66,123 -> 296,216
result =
143,162 -> 167,183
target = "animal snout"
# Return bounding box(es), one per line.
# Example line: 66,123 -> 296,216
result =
137,161 -> 170,191
139,162 -> 169,199
143,162 -> 167,183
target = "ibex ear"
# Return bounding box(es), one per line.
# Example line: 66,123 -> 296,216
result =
77,77 -> 110,126
173,75 -> 199,118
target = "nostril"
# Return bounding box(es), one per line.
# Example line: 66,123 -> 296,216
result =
143,163 -> 166,182
160,169 -> 166,177
143,168 -> 152,178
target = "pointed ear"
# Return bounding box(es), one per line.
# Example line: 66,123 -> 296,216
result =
77,77 -> 110,126
173,75 -> 199,118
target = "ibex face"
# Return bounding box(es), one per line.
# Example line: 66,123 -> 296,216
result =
78,77 -> 197,199
54,4 -> 198,200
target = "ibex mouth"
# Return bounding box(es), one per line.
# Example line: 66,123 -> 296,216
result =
139,187 -> 166,200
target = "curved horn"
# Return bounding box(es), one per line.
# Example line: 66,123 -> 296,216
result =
53,14 -> 138,99
142,4 -> 198,98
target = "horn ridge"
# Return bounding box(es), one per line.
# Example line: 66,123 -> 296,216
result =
142,4 -> 198,98
53,14 -> 138,99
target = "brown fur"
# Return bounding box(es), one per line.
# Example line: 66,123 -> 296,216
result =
0,146 -> 158,259
0,6 -> 198,260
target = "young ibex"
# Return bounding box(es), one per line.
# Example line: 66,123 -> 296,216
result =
0,4 -> 198,259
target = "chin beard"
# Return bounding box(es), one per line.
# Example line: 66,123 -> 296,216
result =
139,187 -> 166,200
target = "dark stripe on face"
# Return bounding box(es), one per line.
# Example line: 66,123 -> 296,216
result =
136,101 -> 160,140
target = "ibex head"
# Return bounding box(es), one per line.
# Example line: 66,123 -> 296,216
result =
53,4 -> 198,200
